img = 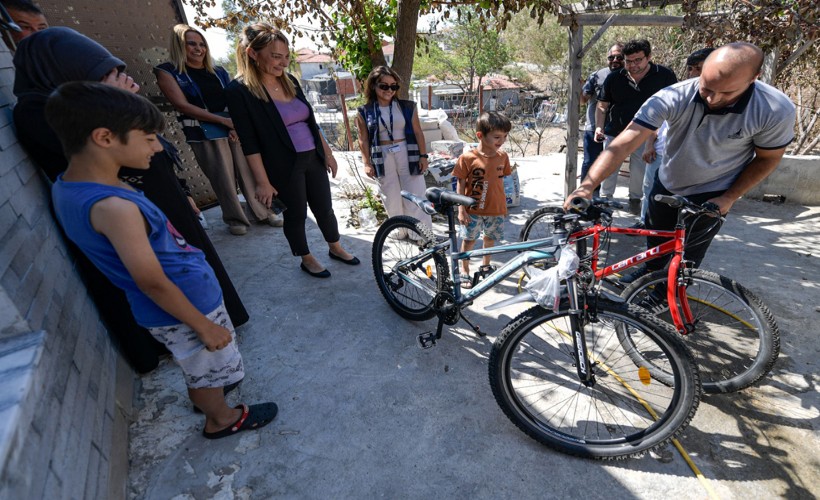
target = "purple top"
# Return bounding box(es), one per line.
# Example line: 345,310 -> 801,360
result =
273,98 -> 316,152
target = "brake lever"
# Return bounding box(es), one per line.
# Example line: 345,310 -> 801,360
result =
700,201 -> 725,220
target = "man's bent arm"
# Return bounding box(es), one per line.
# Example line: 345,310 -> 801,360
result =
565,121 -> 653,208
710,146 -> 787,214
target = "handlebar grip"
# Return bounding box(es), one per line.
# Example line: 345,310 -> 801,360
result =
425,187 -> 476,208
653,194 -> 685,208
569,197 -> 590,212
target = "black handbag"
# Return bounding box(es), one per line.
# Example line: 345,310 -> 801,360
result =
199,112 -> 230,140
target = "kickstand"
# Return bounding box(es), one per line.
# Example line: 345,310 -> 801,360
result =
459,312 -> 484,337
418,316 -> 446,349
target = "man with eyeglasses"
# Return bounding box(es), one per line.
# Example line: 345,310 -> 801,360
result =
595,39 -> 677,213
579,43 -> 623,195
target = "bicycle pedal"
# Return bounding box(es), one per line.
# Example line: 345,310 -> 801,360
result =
478,264 -> 497,278
417,332 -> 437,349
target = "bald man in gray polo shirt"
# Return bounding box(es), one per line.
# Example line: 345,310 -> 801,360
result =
566,42 -> 796,275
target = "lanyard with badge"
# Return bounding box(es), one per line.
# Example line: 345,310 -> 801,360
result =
376,102 -> 402,153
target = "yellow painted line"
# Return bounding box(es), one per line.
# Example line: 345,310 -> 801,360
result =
670,437 -> 721,500
687,295 -> 756,330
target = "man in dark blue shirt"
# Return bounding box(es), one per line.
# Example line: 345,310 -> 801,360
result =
580,43 -> 623,196
595,39 -> 677,210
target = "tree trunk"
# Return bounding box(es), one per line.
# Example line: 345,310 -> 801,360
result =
393,0 -> 422,99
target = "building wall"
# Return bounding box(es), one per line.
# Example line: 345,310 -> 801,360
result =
0,41 -> 134,499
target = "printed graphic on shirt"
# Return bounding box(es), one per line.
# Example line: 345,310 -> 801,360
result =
452,150 -> 511,216
166,219 -> 193,251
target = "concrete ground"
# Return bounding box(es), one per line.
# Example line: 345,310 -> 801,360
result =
127,153 -> 819,499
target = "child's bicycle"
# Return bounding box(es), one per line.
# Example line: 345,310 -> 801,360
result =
372,187 -> 700,459
520,196 -> 779,394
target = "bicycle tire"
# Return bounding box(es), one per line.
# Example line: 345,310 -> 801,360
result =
621,269 -> 779,393
372,216 -> 448,321
519,206 -> 565,243
489,300 -> 701,459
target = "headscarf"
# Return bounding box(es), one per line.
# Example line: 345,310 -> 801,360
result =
12,26 -> 125,100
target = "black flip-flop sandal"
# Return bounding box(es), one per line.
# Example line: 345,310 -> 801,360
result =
202,402 -> 278,440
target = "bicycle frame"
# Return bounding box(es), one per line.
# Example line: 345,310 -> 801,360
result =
569,222 -> 694,334
395,236 -> 560,306
393,188 -> 597,379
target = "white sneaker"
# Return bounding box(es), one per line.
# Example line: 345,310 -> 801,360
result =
265,213 -> 284,227
228,224 -> 248,236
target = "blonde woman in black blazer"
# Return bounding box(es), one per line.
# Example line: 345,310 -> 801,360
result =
226,23 -> 358,278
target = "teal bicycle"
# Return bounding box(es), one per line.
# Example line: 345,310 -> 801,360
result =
371,187 -> 701,459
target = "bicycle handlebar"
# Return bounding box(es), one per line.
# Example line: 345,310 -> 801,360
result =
425,187 -> 476,208
653,194 -> 723,218
568,197 -> 617,221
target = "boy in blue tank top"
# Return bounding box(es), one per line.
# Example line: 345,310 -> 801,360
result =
47,82 -> 277,439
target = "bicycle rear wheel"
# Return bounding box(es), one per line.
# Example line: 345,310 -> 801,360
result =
489,300 -> 700,459
372,216 -> 448,321
621,269 -> 779,393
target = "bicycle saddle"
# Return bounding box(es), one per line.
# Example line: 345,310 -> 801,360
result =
425,187 -> 476,208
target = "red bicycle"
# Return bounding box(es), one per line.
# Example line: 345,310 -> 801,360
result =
520,195 -> 779,394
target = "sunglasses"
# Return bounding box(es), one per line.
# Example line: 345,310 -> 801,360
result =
607,55 -> 624,61
377,83 -> 400,91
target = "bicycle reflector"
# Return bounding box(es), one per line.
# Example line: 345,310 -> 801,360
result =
426,265 -> 432,278
638,366 -> 652,386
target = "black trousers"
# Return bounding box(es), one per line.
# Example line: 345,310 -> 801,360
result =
277,150 -> 340,256
645,170 -> 725,272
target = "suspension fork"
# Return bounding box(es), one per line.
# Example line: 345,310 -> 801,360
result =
566,278 -> 596,386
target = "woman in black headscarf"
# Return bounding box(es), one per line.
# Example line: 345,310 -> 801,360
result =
12,27 -> 249,371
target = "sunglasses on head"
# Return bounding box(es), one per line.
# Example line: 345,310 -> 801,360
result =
608,55 -> 624,61
377,83 -> 400,91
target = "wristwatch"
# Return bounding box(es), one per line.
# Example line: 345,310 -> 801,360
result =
419,154 -> 428,158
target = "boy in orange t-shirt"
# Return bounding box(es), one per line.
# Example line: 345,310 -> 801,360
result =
452,111 -> 512,287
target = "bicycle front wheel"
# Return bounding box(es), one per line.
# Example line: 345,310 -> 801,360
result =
489,300 -> 701,460
372,216 -> 448,321
621,269 -> 779,393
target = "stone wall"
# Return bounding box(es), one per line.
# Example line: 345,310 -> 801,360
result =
746,154 -> 820,206
0,43 -> 133,499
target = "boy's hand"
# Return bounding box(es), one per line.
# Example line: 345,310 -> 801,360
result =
197,322 -> 233,352
458,208 -> 470,226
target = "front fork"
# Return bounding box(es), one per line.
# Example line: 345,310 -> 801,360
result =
566,279 -> 596,386
667,255 -> 696,334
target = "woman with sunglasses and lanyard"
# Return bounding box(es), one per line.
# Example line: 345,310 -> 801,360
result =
155,24 -> 283,236
225,23 -> 358,278
356,66 -> 431,233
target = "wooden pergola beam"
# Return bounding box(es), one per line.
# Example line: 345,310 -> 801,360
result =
560,0 -> 682,15
577,14 -> 617,59
560,13 -> 684,26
